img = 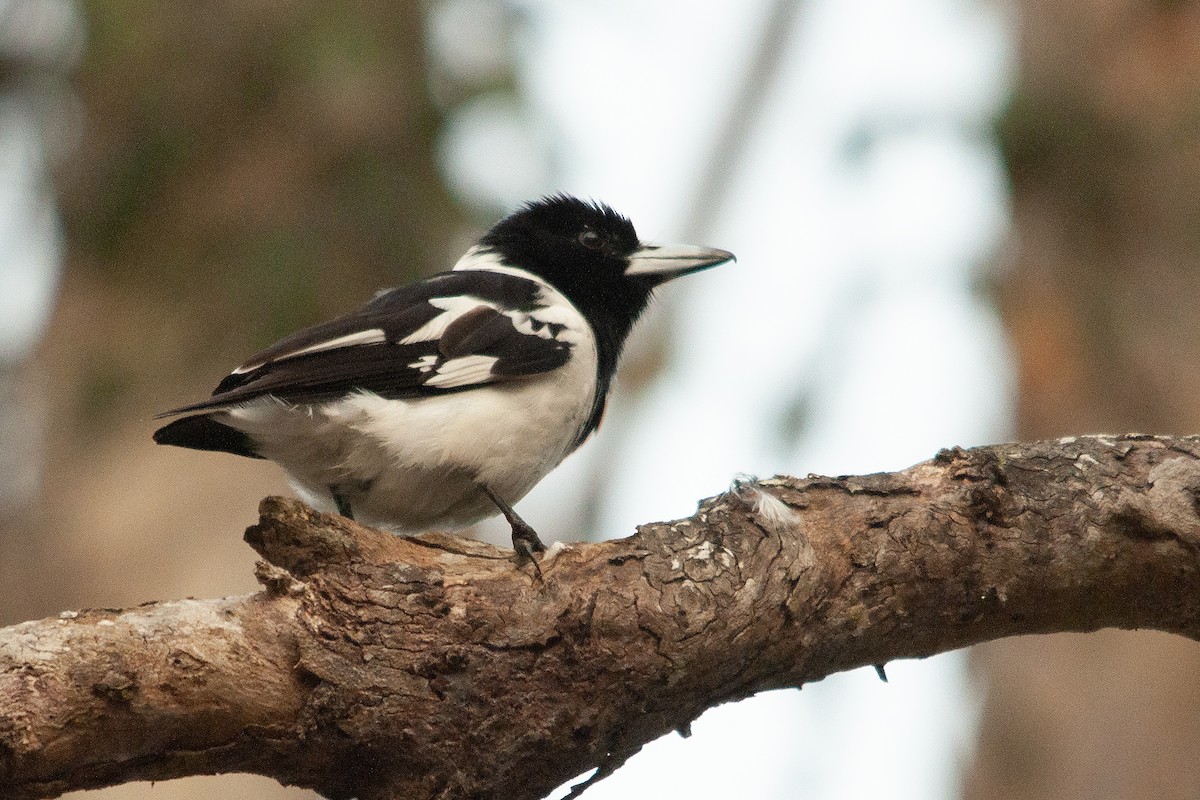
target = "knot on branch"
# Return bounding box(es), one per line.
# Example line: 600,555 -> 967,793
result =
244,496 -> 364,576
244,497 -> 532,588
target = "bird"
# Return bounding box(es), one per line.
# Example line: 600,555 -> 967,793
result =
153,194 -> 734,564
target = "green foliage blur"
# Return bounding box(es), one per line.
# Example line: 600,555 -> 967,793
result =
60,2 -> 463,359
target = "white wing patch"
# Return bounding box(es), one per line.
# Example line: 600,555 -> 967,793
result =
400,296 -> 500,345
521,298 -> 588,345
408,354 -> 439,373
233,328 -> 387,373
424,355 -> 499,388
451,257 -> 590,346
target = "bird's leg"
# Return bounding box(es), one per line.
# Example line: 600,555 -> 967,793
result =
330,486 -> 355,520
479,485 -> 546,571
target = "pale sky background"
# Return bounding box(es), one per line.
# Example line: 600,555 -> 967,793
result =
435,1 -> 1015,798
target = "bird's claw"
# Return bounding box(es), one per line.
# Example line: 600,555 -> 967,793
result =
511,523 -> 546,578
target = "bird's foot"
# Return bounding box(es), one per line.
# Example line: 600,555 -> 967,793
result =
509,517 -> 547,554
506,513 -> 546,578
511,528 -> 545,579
480,484 -> 546,577
510,512 -> 548,570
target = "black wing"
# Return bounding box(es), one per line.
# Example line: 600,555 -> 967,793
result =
157,270 -> 574,416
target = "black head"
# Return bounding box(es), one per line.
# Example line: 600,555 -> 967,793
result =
478,194 -> 733,336
479,195 -> 648,322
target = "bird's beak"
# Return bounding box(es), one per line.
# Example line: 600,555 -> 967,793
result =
624,243 -> 736,282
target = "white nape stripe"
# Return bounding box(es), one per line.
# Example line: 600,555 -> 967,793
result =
233,329 -> 387,373
450,245 -> 508,273
451,248 -> 553,286
424,355 -> 498,388
400,296 -> 501,345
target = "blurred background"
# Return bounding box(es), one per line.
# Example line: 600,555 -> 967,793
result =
1,0 -> 1199,798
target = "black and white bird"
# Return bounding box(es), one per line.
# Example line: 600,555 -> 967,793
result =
154,195 -> 734,561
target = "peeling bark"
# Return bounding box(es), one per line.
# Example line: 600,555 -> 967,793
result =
3,435 -> 1200,800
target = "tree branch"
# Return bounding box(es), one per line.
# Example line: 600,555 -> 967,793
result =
4,434 -> 1200,799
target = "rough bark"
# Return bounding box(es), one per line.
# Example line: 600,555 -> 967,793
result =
3,434 -> 1200,800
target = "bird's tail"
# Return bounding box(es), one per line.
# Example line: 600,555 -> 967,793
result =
152,414 -> 264,460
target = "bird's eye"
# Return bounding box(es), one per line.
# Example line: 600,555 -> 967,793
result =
578,229 -> 604,251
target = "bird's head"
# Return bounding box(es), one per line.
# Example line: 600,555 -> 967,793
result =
476,194 -> 734,323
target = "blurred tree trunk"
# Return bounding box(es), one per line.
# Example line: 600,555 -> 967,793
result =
4,4 -> 463,799
967,2 -> 1200,799
8,2 -> 464,620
